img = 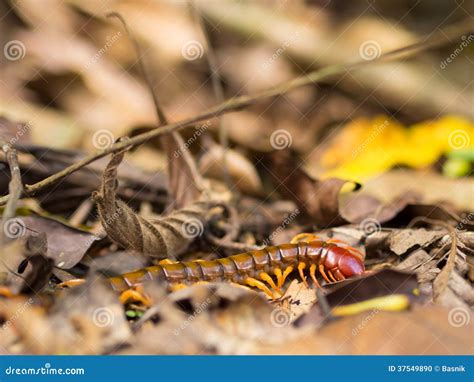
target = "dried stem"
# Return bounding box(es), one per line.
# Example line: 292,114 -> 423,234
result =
107,12 -> 205,206
0,21 -> 470,207
0,141 -> 24,243
190,2 -> 232,188
106,12 -> 168,125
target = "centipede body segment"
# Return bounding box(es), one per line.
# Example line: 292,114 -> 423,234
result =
108,237 -> 365,298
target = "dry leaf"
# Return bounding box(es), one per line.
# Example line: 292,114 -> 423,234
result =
50,277 -> 131,353
7,215 -> 100,269
163,131 -> 204,209
94,149 -> 220,259
256,305 -> 473,355
269,149 -> 358,227
199,145 -> 263,195
388,229 -> 444,256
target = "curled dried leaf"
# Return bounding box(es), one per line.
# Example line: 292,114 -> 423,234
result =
93,149 -> 222,259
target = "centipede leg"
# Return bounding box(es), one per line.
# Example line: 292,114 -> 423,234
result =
333,269 -> 346,281
244,277 -> 274,299
274,266 -> 293,289
230,282 -> 254,291
327,270 -> 338,283
0,286 -> 15,298
259,272 -> 279,291
158,259 -> 176,265
298,262 -> 309,287
326,239 -> 363,257
290,233 -> 320,244
170,283 -> 188,292
57,279 -> 86,289
319,264 -> 331,283
119,287 -> 152,306
309,264 -> 321,288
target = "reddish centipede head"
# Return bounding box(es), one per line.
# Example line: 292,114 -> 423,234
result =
337,251 -> 365,277
323,246 -> 365,280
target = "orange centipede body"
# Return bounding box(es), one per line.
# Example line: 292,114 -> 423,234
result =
107,239 -> 365,298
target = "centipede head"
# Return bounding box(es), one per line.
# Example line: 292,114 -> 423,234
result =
323,245 -> 365,280
338,251 -> 365,278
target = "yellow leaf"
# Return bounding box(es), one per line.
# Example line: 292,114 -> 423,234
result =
320,115 -> 473,182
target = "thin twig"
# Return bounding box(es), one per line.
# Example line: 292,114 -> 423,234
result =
0,21 -> 471,206
190,2 -> 232,189
0,141 -> 24,243
0,140 -> 28,281
106,12 -> 205,204
106,12 -> 168,125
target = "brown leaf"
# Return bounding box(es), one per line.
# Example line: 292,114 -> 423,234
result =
255,305 -> 473,355
167,283 -> 296,353
18,234 -> 54,294
268,150 -> 359,227
433,229 -> 459,302
296,269 -> 419,327
341,191 -> 421,223
94,149 -> 221,259
388,228 -> 444,256
162,131 -> 204,209
199,145 -> 263,195
128,282 -> 292,354
342,191 -> 472,230
397,249 -> 439,283
0,234 -> 53,294
50,276 -> 131,353
7,215 -> 100,269
280,280 -> 317,322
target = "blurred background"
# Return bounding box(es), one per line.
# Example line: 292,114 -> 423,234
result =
0,0 -> 473,357
1,0 -> 473,216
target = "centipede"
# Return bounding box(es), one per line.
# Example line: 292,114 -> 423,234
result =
103,234 -> 365,299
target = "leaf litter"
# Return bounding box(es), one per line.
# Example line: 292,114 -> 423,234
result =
0,1 -> 472,356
